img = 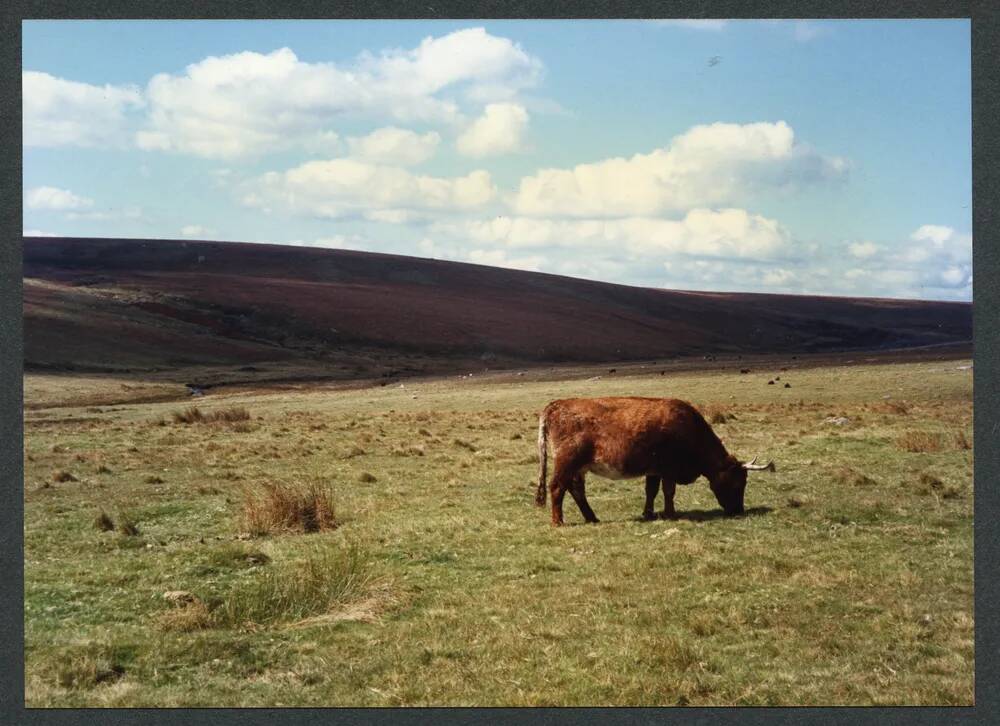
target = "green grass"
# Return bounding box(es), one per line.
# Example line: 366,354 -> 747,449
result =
23,358 -> 974,706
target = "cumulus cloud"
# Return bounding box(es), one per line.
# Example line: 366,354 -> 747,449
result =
25,186 -> 93,211
347,127 -> 440,165
512,121 -> 848,217
456,103 -> 529,157
23,71 -> 143,148
848,241 -> 879,258
136,29 -> 541,159
243,158 -> 496,219
434,208 -> 792,260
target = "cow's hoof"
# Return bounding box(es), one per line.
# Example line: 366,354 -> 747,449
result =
641,511 -> 657,521
586,517 -> 601,525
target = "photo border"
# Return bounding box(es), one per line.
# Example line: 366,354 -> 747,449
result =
2,1 -> 995,723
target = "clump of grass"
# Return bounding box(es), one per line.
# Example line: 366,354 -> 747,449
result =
358,472 -> 377,483
241,481 -> 337,536
172,407 -> 205,424
52,470 -> 77,483
954,431 -> 972,450
831,467 -> 878,487
95,464 -> 112,474
171,406 -> 251,425
917,472 -> 963,499
156,599 -> 213,632
897,430 -> 944,453
343,444 -> 366,459
44,643 -> 131,690
117,512 -> 141,537
453,438 -> 477,452
872,400 -> 910,415
144,475 -> 165,485
93,510 -> 115,532
212,544 -> 370,628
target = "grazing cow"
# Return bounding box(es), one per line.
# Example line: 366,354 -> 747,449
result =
535,397 -> 773,526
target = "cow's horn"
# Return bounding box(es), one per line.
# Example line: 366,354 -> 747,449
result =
742,456 -> 775,471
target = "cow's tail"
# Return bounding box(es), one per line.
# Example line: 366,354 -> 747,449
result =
535,409 -> 549,507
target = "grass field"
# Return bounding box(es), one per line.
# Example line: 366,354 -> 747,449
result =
23,357 -> 974,706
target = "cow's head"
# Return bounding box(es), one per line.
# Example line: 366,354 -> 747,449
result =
711,456 -> 773,515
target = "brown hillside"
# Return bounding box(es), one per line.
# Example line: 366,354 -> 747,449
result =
23,237 -> 971,373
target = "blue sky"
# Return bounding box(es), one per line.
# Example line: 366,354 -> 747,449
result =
22,19 -> 971,300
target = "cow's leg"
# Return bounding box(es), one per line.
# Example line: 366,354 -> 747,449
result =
568,474 -> 600,524
642,475 -> 660,520
548,462 -> 575,527
660,479 -> 678,519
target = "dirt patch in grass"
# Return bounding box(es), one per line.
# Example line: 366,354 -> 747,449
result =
241,481 -> 337,536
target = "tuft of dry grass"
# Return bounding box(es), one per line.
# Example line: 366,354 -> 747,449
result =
953,431 -> 971,450
242,481 -> 338,536
156,599 -> 213,632
831,467 -> 878,487
93,510 -> 115,532
117,512 -> 140,537
52,470 -> 77,483
872,400 -> 910,415
358,472 -> 377,483
171,406 -> 251,425
896,430 -> 944,453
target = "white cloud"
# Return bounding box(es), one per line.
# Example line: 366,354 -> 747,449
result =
243,159 -> 496,219
456,103 -> 529,157
433,207 -> 792,260
347,127 -> 440,166
23,228 -> 59,237
762,268 -> 795,285
67,206 -> 142,221
25,186 -> 93,211
23,71 -> 143,148
911,224 -> 955,246
513,121 -> 848,217
137,29 -> 541,159
180,225 -> 213,237
848,241 -> 879,258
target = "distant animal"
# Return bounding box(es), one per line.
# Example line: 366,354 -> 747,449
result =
608,368 -> 617,375
740,368 -> 751,374
535,397 -> 773,526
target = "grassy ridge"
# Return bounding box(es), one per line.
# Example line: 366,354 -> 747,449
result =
23,359 -> 973,705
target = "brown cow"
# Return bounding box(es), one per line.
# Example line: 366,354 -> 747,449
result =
536,397 -> 773,526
